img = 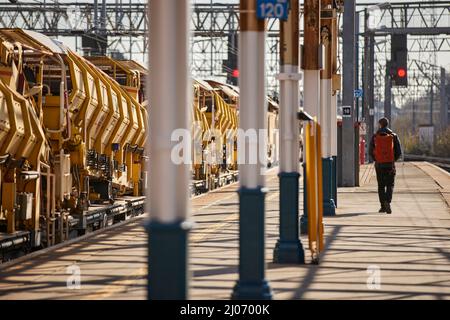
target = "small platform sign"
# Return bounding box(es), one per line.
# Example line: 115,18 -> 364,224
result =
354,89 -> 363,98
256,0 -> 290,20
342,106 -> 352,118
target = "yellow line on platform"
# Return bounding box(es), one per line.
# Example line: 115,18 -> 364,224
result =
190,213 -> 238,243
83,267 -> 147,300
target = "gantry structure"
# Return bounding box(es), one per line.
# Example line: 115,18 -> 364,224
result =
0,1 -> 448,102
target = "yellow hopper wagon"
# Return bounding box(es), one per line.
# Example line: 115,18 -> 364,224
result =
0,29 -> 279,261
0,29 -> 146,260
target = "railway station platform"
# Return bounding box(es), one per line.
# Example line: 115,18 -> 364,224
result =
0,162 -> 449,300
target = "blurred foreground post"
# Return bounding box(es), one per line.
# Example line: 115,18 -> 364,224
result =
147,0 -> 192,300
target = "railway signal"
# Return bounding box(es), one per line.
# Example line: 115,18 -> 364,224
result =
390,34 -> 408,87
223,33 -> 239,86
397,67 -> 406,78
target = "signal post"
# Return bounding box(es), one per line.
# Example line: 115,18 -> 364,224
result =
341,0 -> 357,186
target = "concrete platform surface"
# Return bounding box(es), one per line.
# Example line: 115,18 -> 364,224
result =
0,162 -> 449,300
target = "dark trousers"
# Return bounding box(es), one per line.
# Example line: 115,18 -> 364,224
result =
375,166 -> 396,205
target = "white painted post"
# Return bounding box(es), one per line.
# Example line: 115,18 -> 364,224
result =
232,0 -> 272,300
147,0 -> 192,300
274,0 -> 305,264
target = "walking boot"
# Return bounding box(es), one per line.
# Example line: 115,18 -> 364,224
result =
385,202 -> 392,214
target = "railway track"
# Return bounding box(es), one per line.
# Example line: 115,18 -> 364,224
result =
0,196 -> 146,263
403,154 -> 450,172
0,171 -> 241,264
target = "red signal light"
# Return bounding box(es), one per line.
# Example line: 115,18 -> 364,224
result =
232,69 -> 239,78
397,68 -> 406,78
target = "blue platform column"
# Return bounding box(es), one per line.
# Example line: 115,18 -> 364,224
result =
300,162 -> 308,234
232,0 -> 272,300
319,0 -> 336,216
322,157 -> 335,216
332,155 -> 337,206
273,0 -> 305,264
146,0 -> 192,300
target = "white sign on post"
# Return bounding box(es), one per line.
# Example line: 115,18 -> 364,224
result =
342,106 -> 352,118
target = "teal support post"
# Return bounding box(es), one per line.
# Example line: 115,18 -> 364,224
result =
332,155 -> 338,207
322,157 -> 336,216
273,172 -> 305,264
147,220 -> 191,299
300,162 -> 308,234
232,187 -> 272,300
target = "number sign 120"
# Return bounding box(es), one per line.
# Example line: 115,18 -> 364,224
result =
259,2 -> 286,19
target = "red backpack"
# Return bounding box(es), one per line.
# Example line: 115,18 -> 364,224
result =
374,133 -> 394,163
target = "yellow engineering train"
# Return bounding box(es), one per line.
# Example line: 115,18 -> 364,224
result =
0,29 -> 279,261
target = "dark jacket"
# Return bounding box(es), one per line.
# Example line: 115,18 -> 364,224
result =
369,127 -> 402,168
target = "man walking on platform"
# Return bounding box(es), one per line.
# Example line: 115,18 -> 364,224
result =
369,117 -> 402,214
